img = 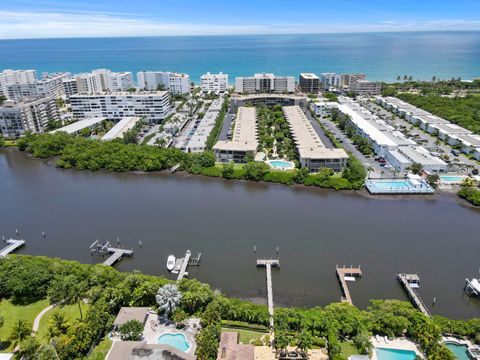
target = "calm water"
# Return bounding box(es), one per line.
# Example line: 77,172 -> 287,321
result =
0,32 -> 479,82
1,149 -> 480,319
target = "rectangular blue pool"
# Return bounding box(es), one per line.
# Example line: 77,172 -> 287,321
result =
376,348 -> 417,360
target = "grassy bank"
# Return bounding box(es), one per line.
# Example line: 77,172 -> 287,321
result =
0,299 -> 49,351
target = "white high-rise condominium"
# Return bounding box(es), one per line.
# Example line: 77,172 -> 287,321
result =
69,91 -> 172,123
62,69 -> 133,96
200,72 -> 229,93
137,71 -> 190,94
235,73 -> 295,93
0,69 -> 37,98
0,97 -> 60,138
1,71 -> 70,101
320,73 -> 367,90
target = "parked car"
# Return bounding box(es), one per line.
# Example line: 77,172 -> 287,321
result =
451,149 -> 461,156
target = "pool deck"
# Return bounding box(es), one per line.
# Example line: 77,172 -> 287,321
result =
443,337 -> 480,359
142,312 -> 198,355
254,346 -> 328,360
371,337 -> 423,360
365,179 -> 434,195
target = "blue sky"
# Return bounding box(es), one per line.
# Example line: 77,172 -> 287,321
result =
1,0 -> 480,39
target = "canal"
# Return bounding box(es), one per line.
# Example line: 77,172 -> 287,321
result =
1,149 -> 479,319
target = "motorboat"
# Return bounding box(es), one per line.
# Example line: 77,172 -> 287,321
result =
167,255 -> 176,271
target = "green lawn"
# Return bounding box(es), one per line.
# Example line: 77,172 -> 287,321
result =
35,302 -> 89,343
88,336 -> 113,360
0,299 -> 49,352
340,341 -> 360,357
221,327 -> 267,345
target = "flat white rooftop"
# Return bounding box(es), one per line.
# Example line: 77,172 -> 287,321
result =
429,122 -> 472,135
382,96 -> 450,124
283,106 -> 348,160
51,117 -> 106,134
399,146 -> 447,166
454,133 -> 480,147
213,106 -> 258,152
300,73 -> 319,79
102,117 -> 142,141
338,103 -> 399,147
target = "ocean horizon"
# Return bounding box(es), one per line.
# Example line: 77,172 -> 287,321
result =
0,30 -> 479,83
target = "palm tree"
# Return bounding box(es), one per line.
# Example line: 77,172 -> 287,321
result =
47,313 -> 69,340
296,330 -> 313,356
393,168 -> 400,179
367,166 -> 374,179
10,320 -> 31,346
274,331 -> 289,354
156,284 -> 182,317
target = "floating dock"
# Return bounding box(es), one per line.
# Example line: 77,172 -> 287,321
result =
89,240 -> 133,267
336,265 -> 362,305
172,251 -> 201,280
102,247 -> 134,266
257,259 -> 280,328
0,239 -> 26,257
397,273 -> 431,317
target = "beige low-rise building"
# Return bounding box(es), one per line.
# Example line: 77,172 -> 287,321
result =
213,106 -> 258,163
283,106 -> 349,172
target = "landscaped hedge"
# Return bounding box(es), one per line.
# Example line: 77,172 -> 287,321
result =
221,320 -> 269,332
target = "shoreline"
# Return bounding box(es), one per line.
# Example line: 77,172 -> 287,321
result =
4,147 -> 478,208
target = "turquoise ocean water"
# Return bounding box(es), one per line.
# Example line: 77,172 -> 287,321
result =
0,31 -> 479,83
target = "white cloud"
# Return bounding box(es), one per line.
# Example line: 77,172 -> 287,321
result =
0,11 -> 479,39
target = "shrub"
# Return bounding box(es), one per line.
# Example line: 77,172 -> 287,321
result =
220,320 -> 269,332
244,161 -> 270,181
458,186 -> 480,206
262,170 -> 294,185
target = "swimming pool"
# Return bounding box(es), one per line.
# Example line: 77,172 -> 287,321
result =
266,160 -> 295,170
376,348 -> 417,360
440,175 -> 466,183
372,181 -> 411,189
157,333 -> 190,352
444,342 -> 470,360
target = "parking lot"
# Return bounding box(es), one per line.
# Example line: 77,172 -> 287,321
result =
362,99 -> 479,173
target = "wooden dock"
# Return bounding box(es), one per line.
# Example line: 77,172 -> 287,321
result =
102,247 -> 133,266
397,273 -> 431,317
257,259 -> 280,328
0,239 -> 25,257
177,250 -> 191,280
172,251 -> 201,280
336,266 -> 362,305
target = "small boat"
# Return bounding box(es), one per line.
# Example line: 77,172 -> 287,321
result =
167,255 -> 176,271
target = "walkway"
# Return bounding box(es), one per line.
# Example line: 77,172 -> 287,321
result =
32,304 -> 55,334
